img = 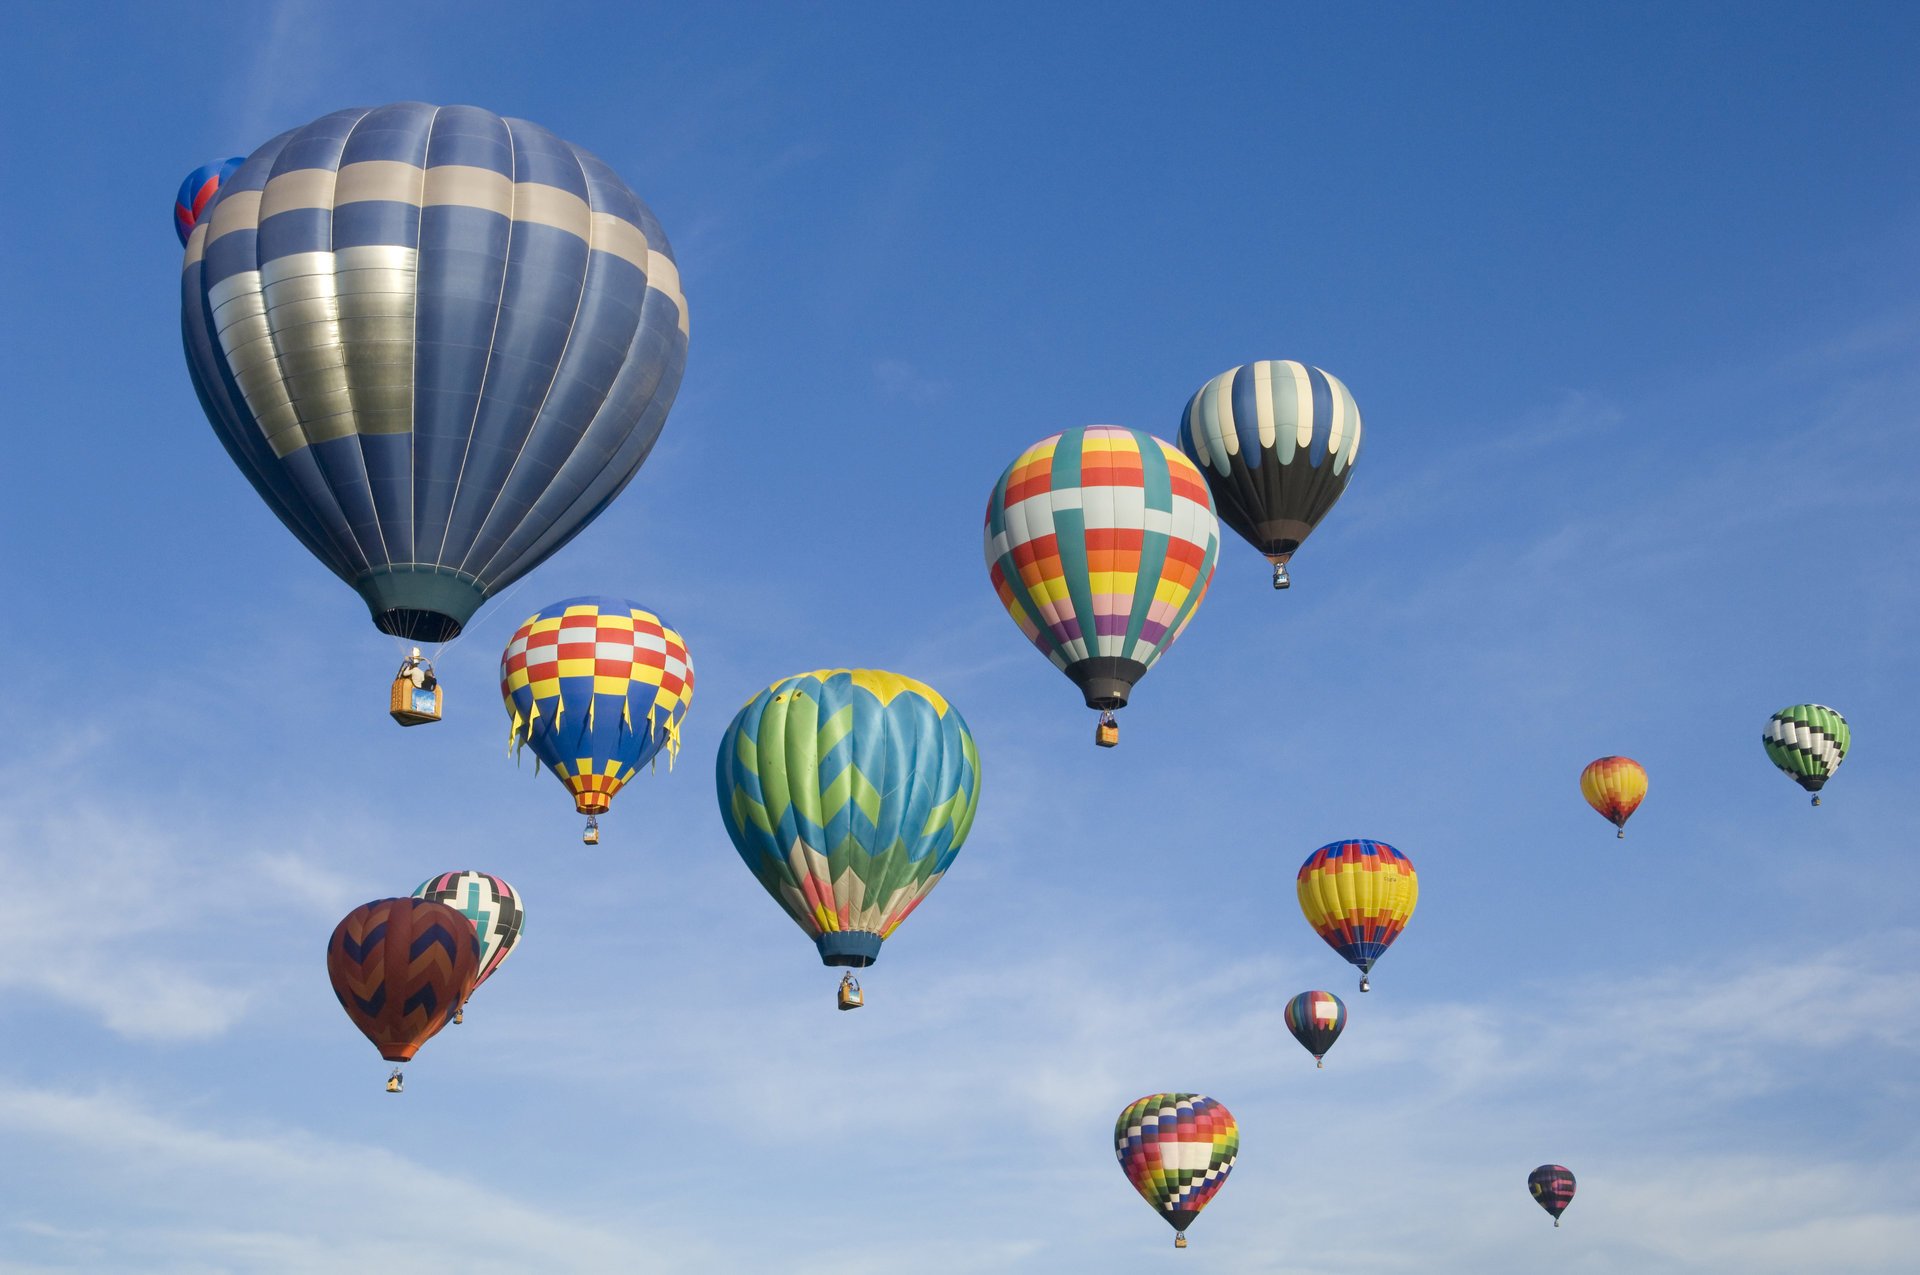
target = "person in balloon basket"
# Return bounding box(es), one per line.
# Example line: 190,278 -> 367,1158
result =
399,648 -> 436,691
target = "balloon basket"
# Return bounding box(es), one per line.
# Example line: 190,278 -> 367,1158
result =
1095,713 -> 1119,748
583,816 -> 601,846
1271,562 -> 1291,590
389,677 -> 442,726
837,976 -> 865,1011
1174,1233 -> 1188,1249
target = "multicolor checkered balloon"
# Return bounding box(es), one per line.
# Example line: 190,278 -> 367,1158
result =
716,670 -> 980,970
1114,1093 -> 1238,1247
1762,703 -> 1848,806
1297,839 -> 1418,991
501,597 -> 693,825
984,426 -> 1217,731
412,872 -> 524,998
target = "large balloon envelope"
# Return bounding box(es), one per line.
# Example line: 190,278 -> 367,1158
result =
983,426 -> 1218,740
1177,360 -> 1362,588
1763,703 -> 1849,805
1284,989 -> 1347,1067
1114,1093 -> 1238,1248
1580,756 -> 1647,838
174,157 -> 243,246
180,102 -> 690,641
501,596 -> 693,828
1529,1164 -> 1576,1225
412,871 -> 524,1000
1297,839 -> 1418,991
326,897 -> 478,1064
716,669 -> 979,970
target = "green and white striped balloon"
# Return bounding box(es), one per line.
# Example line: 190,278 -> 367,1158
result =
1762,704 -> 1849,805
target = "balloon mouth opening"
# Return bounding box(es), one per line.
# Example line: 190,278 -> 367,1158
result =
816,931 -> 883,967
573,793 -> 612,815
373,608 -> 464,643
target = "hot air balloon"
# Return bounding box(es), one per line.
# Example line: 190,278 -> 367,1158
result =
174,157 -> 243,246
984,426 -> 1218,746
1763,704 -> 1849,805
326,897 -> 479,1092
1529,1164 -> 1576,1226
179,102 -> 689,717
1297,839 -> 1417,992
716,669 -> 980,1007
1177,360 -> 1361,589
1580,756 -> 1647,838
1284,990 -> 1347,1067
1114,1093 -> 1238,1249
502,597 -> 693,844
412,872 -> 524,1022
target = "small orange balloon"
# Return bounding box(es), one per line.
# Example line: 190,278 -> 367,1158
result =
1580,756 -> 1647,838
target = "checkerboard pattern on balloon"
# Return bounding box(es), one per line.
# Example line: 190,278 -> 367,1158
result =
984,426 -> 1218,674
1113,1093 -> 1238,1221
501,596 -> 693,813
1762,703 -> 1849,790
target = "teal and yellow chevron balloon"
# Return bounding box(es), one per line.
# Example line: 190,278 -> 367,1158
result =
716,670 -> 981,967
1763,703 -> 1849,806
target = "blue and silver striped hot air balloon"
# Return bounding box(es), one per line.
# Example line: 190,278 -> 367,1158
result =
180,103 -> 689,642
1177,360 -> 1362,590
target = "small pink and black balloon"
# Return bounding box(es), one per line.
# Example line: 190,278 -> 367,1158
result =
1284,990 -> 1347,1067
173,157 -> 243,245
1529,1164 -> 1576,1226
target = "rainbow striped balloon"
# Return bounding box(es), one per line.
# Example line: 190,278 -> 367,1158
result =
1297,839 -> 1418,991
984,426 -> 1217,728
1114,1093 -> 1238,1247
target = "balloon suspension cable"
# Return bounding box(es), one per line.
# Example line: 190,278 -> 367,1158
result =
1272,561 -> 1291,590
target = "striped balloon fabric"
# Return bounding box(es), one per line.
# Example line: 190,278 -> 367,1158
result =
984,426 -> 1218,713
1114,1093 -> 1238,1247
1297,839 -> 1419,990
412,871 -> 524,993
501,597 -> 694,818
1283,990 -> 1348,1066
1580,756 -> 1647,837
181,103 -> 690,641
326,897 -> 479,1063
1177,360 -> 1362,584
173,157 -> 242,246
716,670 -> 980,968
1762,703 -> 1849,805
1529,1163 -> 1577,1225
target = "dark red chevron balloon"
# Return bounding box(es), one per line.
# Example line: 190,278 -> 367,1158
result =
327,898 -> 479,1062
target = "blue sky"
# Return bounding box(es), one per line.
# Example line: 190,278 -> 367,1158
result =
2,2 -> 1917,1271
